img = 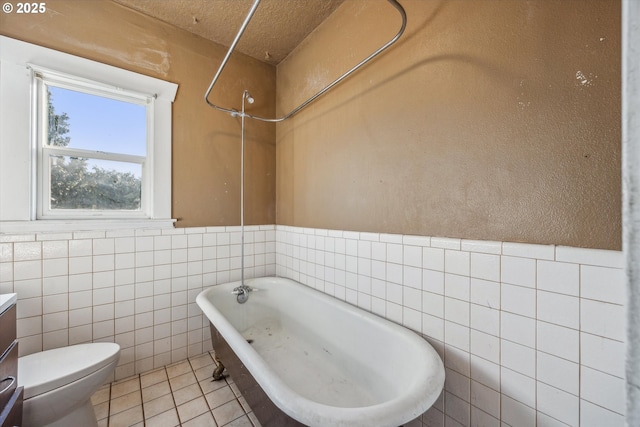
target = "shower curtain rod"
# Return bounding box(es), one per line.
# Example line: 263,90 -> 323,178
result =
204,0 -> 407,123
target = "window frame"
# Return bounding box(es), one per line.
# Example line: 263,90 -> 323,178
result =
0,36 -> 178,232
34,67 -> 154,219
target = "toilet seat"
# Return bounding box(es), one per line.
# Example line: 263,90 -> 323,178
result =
19,342 -> 120,399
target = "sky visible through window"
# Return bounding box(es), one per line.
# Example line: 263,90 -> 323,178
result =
49,86 -> 147,177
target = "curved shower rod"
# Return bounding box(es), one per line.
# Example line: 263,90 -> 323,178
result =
204,0 -> 407,123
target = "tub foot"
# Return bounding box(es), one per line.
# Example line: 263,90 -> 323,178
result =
212,354 -> 227,381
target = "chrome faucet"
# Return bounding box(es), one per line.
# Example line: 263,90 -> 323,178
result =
231,284 -> 253,304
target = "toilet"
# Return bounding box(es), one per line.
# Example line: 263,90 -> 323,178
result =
18,342 -> 120,427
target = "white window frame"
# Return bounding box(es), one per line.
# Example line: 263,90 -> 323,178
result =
0,36 -> 178,232
34,67 -> 154,220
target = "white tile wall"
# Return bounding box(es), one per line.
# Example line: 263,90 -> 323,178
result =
275,225 -> 626,427
0,223 -> 627,425
0,225 -> 276,380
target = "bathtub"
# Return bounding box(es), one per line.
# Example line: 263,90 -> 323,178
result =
196,277 -> 445,427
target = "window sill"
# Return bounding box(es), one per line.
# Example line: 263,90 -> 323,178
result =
0,219 -> 176,235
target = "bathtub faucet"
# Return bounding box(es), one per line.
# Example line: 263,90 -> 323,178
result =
231,284 -> 254,304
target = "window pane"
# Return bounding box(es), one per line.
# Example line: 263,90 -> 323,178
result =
49,156 -> 142,210
47,86 -> 147,156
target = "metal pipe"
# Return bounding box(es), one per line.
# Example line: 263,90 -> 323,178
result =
240,90 -> 251,286
204,0 -> 407,123
204,0 -> 262,116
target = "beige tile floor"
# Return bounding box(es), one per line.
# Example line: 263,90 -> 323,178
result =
91,352 -> 262,427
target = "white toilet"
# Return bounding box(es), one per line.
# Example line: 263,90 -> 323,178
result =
18,342 -> 120,427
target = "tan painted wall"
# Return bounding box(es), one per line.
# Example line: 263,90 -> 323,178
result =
276,0 -> 621,250
0,0 -> 276,227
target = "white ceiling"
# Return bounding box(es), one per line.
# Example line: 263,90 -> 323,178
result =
112,0 -> 345,65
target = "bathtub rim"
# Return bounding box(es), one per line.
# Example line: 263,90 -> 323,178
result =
196,276 -> 445,427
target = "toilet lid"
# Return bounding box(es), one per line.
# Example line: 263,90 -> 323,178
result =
19,342 -> 120,399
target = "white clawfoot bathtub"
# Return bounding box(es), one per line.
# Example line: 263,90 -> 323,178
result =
196,277 -> 445,427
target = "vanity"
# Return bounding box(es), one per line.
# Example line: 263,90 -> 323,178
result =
0,294 -> 22,426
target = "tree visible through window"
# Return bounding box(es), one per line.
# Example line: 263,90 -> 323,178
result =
44,85 -> 147,213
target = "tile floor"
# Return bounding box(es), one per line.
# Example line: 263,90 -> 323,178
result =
91,352 -> 261,427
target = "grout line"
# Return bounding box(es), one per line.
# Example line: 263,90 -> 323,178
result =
106,383 -> 112,427
133,374 -> 144,426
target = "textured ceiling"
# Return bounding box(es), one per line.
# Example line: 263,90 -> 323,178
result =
112,0 -> 345,65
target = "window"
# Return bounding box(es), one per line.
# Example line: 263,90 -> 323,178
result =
0,36 -> 178,232
35,69 -> 152,219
